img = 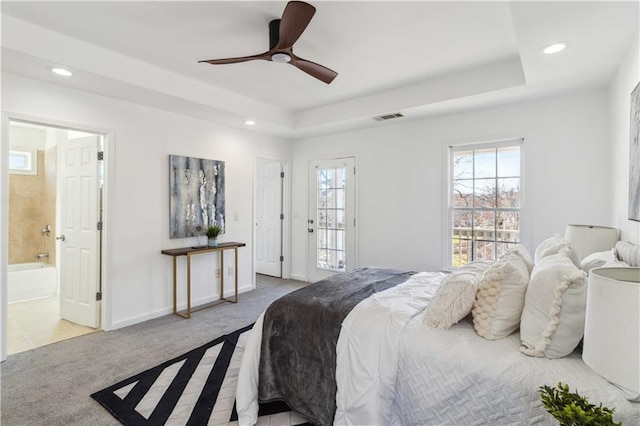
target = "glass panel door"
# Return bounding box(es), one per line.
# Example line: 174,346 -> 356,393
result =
308,158 -> 355,282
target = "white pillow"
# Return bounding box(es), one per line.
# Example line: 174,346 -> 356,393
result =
424,261 -> 493,329
603,258 -> 631,268
579,249 -> 615,273
500,244 -> 534,273
520,253 -> 588,358
534,234 -> 580,267
471,253 -> 530,340
614,241 -> 640,267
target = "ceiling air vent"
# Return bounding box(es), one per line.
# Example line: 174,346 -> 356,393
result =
372,112 -> 404,122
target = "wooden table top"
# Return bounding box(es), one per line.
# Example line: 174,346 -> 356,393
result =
161,242 -> 246,257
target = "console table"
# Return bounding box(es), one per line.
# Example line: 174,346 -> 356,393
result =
161,242 -> 246,318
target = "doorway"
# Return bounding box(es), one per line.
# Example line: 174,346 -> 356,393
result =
255,159 -> 284,278
307,157 -> 356,283
5,120 -> 104,355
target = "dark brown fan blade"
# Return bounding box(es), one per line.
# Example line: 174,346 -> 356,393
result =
199,51 -> 272,65
290,54 -> 337,84
277,1 -> 316,49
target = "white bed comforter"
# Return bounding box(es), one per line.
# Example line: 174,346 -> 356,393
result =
237,272 -> 640,426
235,272 -> 443,425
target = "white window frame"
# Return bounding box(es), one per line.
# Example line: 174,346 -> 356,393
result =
444,138 -> 524,269
8,148 -> 37,175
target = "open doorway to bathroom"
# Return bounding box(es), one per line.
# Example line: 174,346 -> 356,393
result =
7,121 -> 104,355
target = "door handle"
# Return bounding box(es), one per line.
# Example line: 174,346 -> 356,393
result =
308,228 -> 314,233
56,235 -> 66,241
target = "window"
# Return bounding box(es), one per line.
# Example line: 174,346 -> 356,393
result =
9,149 -> 37,175
449,140 -> 522,268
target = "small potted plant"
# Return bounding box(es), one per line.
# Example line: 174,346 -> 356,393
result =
539,382 -> 620,426
206,224 -> 222,247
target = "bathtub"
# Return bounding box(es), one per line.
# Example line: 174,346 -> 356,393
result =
7,262 -> 58,303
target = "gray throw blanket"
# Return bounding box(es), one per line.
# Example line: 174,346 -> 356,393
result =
258,267 -> 415,425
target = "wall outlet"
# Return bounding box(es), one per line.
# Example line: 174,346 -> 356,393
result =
215,269 -> 221,278
228,266 -> 234,276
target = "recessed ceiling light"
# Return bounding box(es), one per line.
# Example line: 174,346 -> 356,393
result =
245,120 -> 256,126
541,42 -> 569,55
51,67 -> 73,77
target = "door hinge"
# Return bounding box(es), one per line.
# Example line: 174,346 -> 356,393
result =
280,171 -> 285,178
280,255 -> 284,262
354,218 -> 356,227
97,221 -> 103,231
97,151 -> 104,161
353,167 -> 356,175
280,213 -> 284,220
96,292 -> 102,301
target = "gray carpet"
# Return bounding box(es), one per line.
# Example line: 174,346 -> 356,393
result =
1,275 -> 306,426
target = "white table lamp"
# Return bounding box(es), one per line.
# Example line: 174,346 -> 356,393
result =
583,267 -> 640,401
564,224 -> 618,260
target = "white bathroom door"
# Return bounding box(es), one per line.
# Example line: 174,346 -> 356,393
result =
256,160 -> 283,277
58,134 -> 100,328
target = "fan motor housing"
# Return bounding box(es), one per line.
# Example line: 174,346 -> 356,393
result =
269,20 -> 281,49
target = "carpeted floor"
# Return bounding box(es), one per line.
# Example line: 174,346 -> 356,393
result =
1,275 -> 306,426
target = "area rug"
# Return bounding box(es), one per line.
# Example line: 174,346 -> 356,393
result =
91,324 -> 310,425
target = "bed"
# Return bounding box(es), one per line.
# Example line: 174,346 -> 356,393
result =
236,242 -> 640,426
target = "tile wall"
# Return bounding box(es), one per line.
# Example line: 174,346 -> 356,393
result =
8,148 -> 57,265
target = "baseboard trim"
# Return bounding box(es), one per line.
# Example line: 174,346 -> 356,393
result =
110,284 -> 253,330
289,273 -> 307,282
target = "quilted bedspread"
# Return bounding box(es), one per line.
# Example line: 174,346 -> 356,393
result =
391,312 -> 640,425
237,270 -> 640,426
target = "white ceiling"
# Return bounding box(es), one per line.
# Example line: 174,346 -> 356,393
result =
1,1 -> 638,139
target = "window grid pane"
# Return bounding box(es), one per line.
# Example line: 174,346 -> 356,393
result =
317,166 -> 347,271
451,145 -> 521,267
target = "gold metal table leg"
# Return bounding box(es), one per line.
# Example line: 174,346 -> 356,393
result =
234,247 -> 238,303
220,248 -> 225,300
186,253 -> 192,319
172,257 -> 177,314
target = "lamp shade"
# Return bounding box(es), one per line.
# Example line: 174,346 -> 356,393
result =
564,224 -> 618,260
583,267 -> 640,400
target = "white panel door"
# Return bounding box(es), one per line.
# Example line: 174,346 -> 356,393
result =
256,161 -> 282,277
307,158 -> 356,282
58,134 -> 99,328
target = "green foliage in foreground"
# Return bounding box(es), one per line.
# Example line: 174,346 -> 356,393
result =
539,382 -> 621,426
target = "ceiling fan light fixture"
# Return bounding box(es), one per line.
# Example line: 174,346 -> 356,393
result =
541,42 -> 569,55
271,52 -> 292,63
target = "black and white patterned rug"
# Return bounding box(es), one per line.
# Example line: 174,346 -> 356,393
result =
91,324 -> 310,425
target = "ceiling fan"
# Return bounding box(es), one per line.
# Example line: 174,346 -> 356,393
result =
199,1 -> 337,84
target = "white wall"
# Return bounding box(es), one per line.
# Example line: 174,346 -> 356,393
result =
291,90 -> 612,278
608,31 -> 640,244
2,73 -> 292,329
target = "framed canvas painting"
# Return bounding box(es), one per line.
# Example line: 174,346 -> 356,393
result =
169,155 -> 225,238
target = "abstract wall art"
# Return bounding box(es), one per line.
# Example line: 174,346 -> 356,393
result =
169,155 -> 225,238
630,82 -> 640,222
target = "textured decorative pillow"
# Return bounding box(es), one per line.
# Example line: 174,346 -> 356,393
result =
424,260 -> 493,329
471,253 -> 530,340
615,241 -> 640,267
520,253 -> 588,358
500,244 -> 534,273
534,234 -> 581,267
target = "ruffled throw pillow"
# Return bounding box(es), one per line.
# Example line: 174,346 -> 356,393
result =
520,252 -> 588,358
